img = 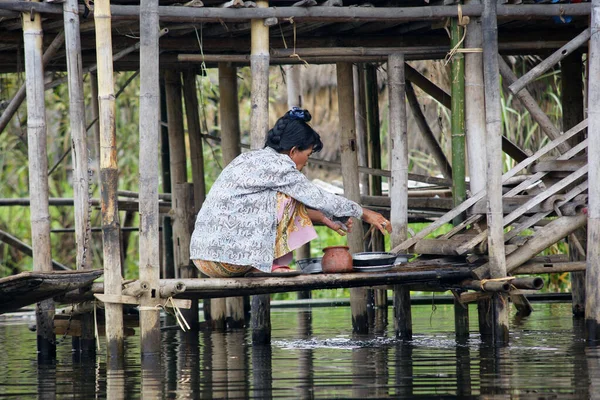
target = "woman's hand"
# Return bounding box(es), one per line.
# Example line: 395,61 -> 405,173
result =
361,208 -> 392,235
322,217 -> 353,236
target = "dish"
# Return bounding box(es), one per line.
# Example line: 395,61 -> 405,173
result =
296,257 -> 323,274
352,264 -> 397,273
352,252 -> 398,267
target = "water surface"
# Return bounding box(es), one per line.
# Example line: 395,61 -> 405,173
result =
0,302 -> 597,398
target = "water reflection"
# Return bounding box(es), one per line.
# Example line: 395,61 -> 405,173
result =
6,303 -> 600,398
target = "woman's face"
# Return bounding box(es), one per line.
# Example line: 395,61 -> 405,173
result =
289,145 -> 314,171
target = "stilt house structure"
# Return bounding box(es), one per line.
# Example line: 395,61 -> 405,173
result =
0,0 -> 598,360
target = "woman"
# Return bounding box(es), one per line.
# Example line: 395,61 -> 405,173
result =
190,107 -> 392,277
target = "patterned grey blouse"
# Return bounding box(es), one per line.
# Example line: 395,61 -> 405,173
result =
190,147 -> 363,272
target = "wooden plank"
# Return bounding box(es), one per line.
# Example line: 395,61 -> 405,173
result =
531,159 -> 586,173
390,119 -> 588,254
509,28 -> 591,95
503,180 -> 588,241
457,165 -> 588,254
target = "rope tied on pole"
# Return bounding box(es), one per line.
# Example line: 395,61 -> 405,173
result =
479,276 -> 515,291
444,5 -> 481,65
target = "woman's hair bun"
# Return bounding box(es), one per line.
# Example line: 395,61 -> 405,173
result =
270,133 -> 282,144
287,107 -> 312,122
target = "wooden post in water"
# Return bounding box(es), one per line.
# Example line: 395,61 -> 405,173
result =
250,0 -> 271,344
63,0 -> 93,354
337,62 -> 368,334
354,64 -> 370,195
481,0 -> 509,343
182,71 -> 205,329
215,64 -> 245,328
562,53 -> 587,318
160,79 -> 176,281
364,64 -> 386,311
465,0 -> 487,343
450,14 -> 469,340
388,54 -> 411,340
91,72 -> 101,192
23,1 -> 55,359
94,0 -> 124,357
138,0 -> 161,356
586,0 -> 600,341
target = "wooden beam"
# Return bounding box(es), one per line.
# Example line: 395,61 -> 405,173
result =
0,2 -> 592,21
509,28 -> 590,95
0,229 -> 70,271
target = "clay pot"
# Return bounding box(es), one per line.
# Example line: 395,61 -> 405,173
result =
321,246 -> 353,273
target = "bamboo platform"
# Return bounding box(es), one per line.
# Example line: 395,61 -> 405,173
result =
0,270 -> 103,314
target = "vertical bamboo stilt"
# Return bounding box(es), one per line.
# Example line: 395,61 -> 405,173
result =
173,183 -> 198,329
250,0 -> 271,344
586,0 -> 600,341
364,64 -> 386,311
94,0 -> 124,357
138,0 -> 161,355
63,0 -> 93,354
388,54 -> 411,340
23,2 -> 55,360
354,64 -> 370,195
562,53 -> 587,318
91,72 -> 101,193
464,0 -> 487,195
160,79 -> 175,281
182,71 -> 205,329
482,0 -> 509,344
337,62 -> 368,334
218,63 -> 246,327
450,15 -> 469,340
219,63 -> 242,165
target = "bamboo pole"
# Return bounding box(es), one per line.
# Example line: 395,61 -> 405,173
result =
90,72 -> 101,194
214,64 -> 245,328
138,0 -> 161,356
159,79 -> 176,282
509,28 -> 590,95
354,65 -> 370,195
450,15 -> 466,225
481,0 -> 508,343
219,63 -> 242,166
364,64 -> 386,309
165,70 -> 187,188
405,82 -> 452,180
562,52 -> 586,318
250,0 -> 272,344
63,0 -> 93,354
94,0 -> 124,357
497,56 -> 571,154
172,183 -> 199,329
7,2 -> 593,21
337,62 -> 369,334
183,71 -> 206,214
388,53 -> 412,340
0,30 -> 64,136
586,0 -> 600,341
249,0 -> 270,147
